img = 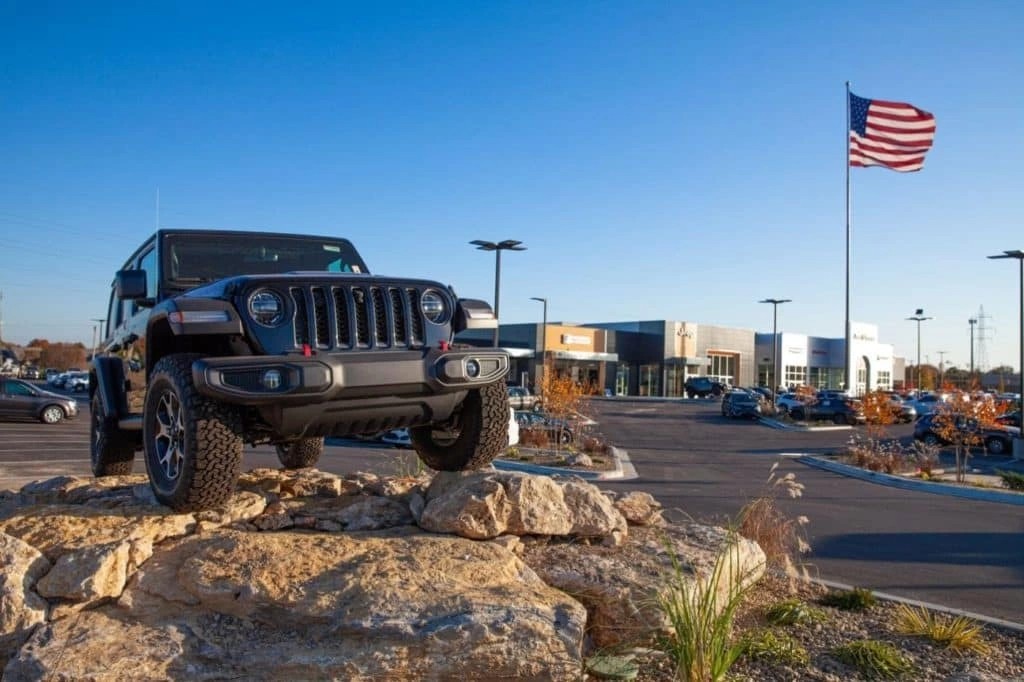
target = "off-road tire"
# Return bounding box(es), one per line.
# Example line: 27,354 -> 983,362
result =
276,437 -> 324,469
90,392 -> 135,476
410,380 -> 509,471
984,436 -> 1007,455
143,353 -> 242,512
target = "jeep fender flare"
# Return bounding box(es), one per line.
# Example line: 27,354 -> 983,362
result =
91,356 -> 132,422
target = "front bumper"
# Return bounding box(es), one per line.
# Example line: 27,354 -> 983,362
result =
191,348 -> 509,407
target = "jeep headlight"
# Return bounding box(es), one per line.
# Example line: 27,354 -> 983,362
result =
248,289 -> 285,327
420,290 -> 448,324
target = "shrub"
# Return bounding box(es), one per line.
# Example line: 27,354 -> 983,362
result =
893,604 -> 991,655
655,534 -> 759,681
740,628 -> 810,667
819,587 -> 877,611
832,640 -> 913,679
519,427 -> 549,448
765,599 -> 825,626
996,469 -> 1024,491
737,463 -> 810,576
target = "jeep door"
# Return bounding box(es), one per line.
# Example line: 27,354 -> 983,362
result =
103,240 -> 157,413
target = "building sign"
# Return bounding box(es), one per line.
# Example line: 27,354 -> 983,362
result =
561,334 -> 590,346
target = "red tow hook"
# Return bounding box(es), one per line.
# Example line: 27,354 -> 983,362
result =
303,344 -> 313,357
440,341 -> 450,351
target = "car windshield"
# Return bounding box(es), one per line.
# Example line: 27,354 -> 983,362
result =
163,233 -> 369,286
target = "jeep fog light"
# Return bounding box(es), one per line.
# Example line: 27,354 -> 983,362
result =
261,369 -> 282,390
465,359 -> 480,378
420,290 -> 448,323
249,289 -> 285,326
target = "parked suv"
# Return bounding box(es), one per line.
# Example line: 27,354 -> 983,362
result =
721,390 -> 763,419
92,229 -> 510,511
685,376 -> 727,399
790,397 -> 865,425
913,413 -> 1019,455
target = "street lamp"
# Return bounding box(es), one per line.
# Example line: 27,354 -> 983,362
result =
759,298 -> 790,395
987,249 -> 1024,458
530,297 -> 547,390
906,309 -> 932,392
470,239 -> 526,347
90,317 -> 106,361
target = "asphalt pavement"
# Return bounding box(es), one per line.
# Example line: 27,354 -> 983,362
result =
2,391 -> 1022,625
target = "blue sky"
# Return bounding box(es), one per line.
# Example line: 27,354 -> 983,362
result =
1,1 -> 1022,371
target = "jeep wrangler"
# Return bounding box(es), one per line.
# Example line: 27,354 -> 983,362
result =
91,230 -> 510,511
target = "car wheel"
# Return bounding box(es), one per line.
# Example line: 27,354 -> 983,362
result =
275,437 -> 324,469
91,392 -> 136,476
791,409 -> 805,421
409,379 -> 509,471
984,437 -> 1007,456
40,405 -> 66,424
558,429 -> 573,445
143,353 -> 243,511
833,414 -> 846,425
923,433 -> 941,446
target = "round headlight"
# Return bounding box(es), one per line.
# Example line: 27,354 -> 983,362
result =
420,290 -> 448,324
248,289 -> 285,326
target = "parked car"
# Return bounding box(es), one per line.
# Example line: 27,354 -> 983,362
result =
904,393 -> 949,417
995,411 -> 1021,428
890,397 -> 918,423
65,371 -> 90,392
515,410 -> 576,445
507,386 -> 542,411
790,397 -> 865,425
684,376 -> 727,399
44,368 -> 60,383
0,378 -> 79,424
913,413 -> 1019,455
721,390 -> 763,419
775,392 -> 810,414
384,408 -> 520,450
20,365 -> 40,380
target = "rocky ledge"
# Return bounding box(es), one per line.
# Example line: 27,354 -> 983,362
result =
0,468 -> 764,680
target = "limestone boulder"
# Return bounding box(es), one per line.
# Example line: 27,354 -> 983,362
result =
0,533 -> 50,660
525,524 -> 766,648
614,491 -> 666,526
8,528 -> 587,680
420,471 -> 625,540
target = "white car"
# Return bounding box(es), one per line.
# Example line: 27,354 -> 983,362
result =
775,392 -> 809,414
65,371 -> 90,392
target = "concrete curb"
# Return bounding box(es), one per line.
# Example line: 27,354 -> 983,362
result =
493,446 -> 638,481
798,455 -> 1024,505
807,574 -> 1024,633
758,417 -> 852,432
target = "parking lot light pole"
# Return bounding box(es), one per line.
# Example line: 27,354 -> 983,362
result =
906,309 -> 931,392
759,298 -> 790,396
90,317 -> 106,361
530,297 -> 547,388
987,250 -> 1024,459
470,240 -> 526,347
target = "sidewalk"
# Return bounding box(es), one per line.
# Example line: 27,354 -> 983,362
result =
493,445 -> 638,481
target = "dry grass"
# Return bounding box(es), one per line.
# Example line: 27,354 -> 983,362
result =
893,603 -> 992,655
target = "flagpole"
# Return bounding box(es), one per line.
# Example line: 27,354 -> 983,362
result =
845,81 -> 852,395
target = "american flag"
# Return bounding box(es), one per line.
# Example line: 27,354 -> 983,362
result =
849,93 -> 936,172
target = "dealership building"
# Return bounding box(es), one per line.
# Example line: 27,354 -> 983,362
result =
458,319 -> 899,397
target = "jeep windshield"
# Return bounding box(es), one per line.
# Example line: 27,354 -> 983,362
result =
162,232 -> 369,286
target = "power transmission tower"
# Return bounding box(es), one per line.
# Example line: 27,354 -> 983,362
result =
976,305 -> 993,372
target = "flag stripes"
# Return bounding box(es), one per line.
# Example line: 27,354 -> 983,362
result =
849,93 -> 936,172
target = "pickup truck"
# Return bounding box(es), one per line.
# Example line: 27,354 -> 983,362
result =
507,386 -> 541,411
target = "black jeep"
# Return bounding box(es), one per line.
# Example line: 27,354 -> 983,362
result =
91,230 -> 510,511
685,376 -> 727,399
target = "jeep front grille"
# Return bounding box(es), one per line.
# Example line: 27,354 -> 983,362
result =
288,285 -> 427,350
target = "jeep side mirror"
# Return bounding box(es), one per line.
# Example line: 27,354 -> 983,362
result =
115,269 -> 148,300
